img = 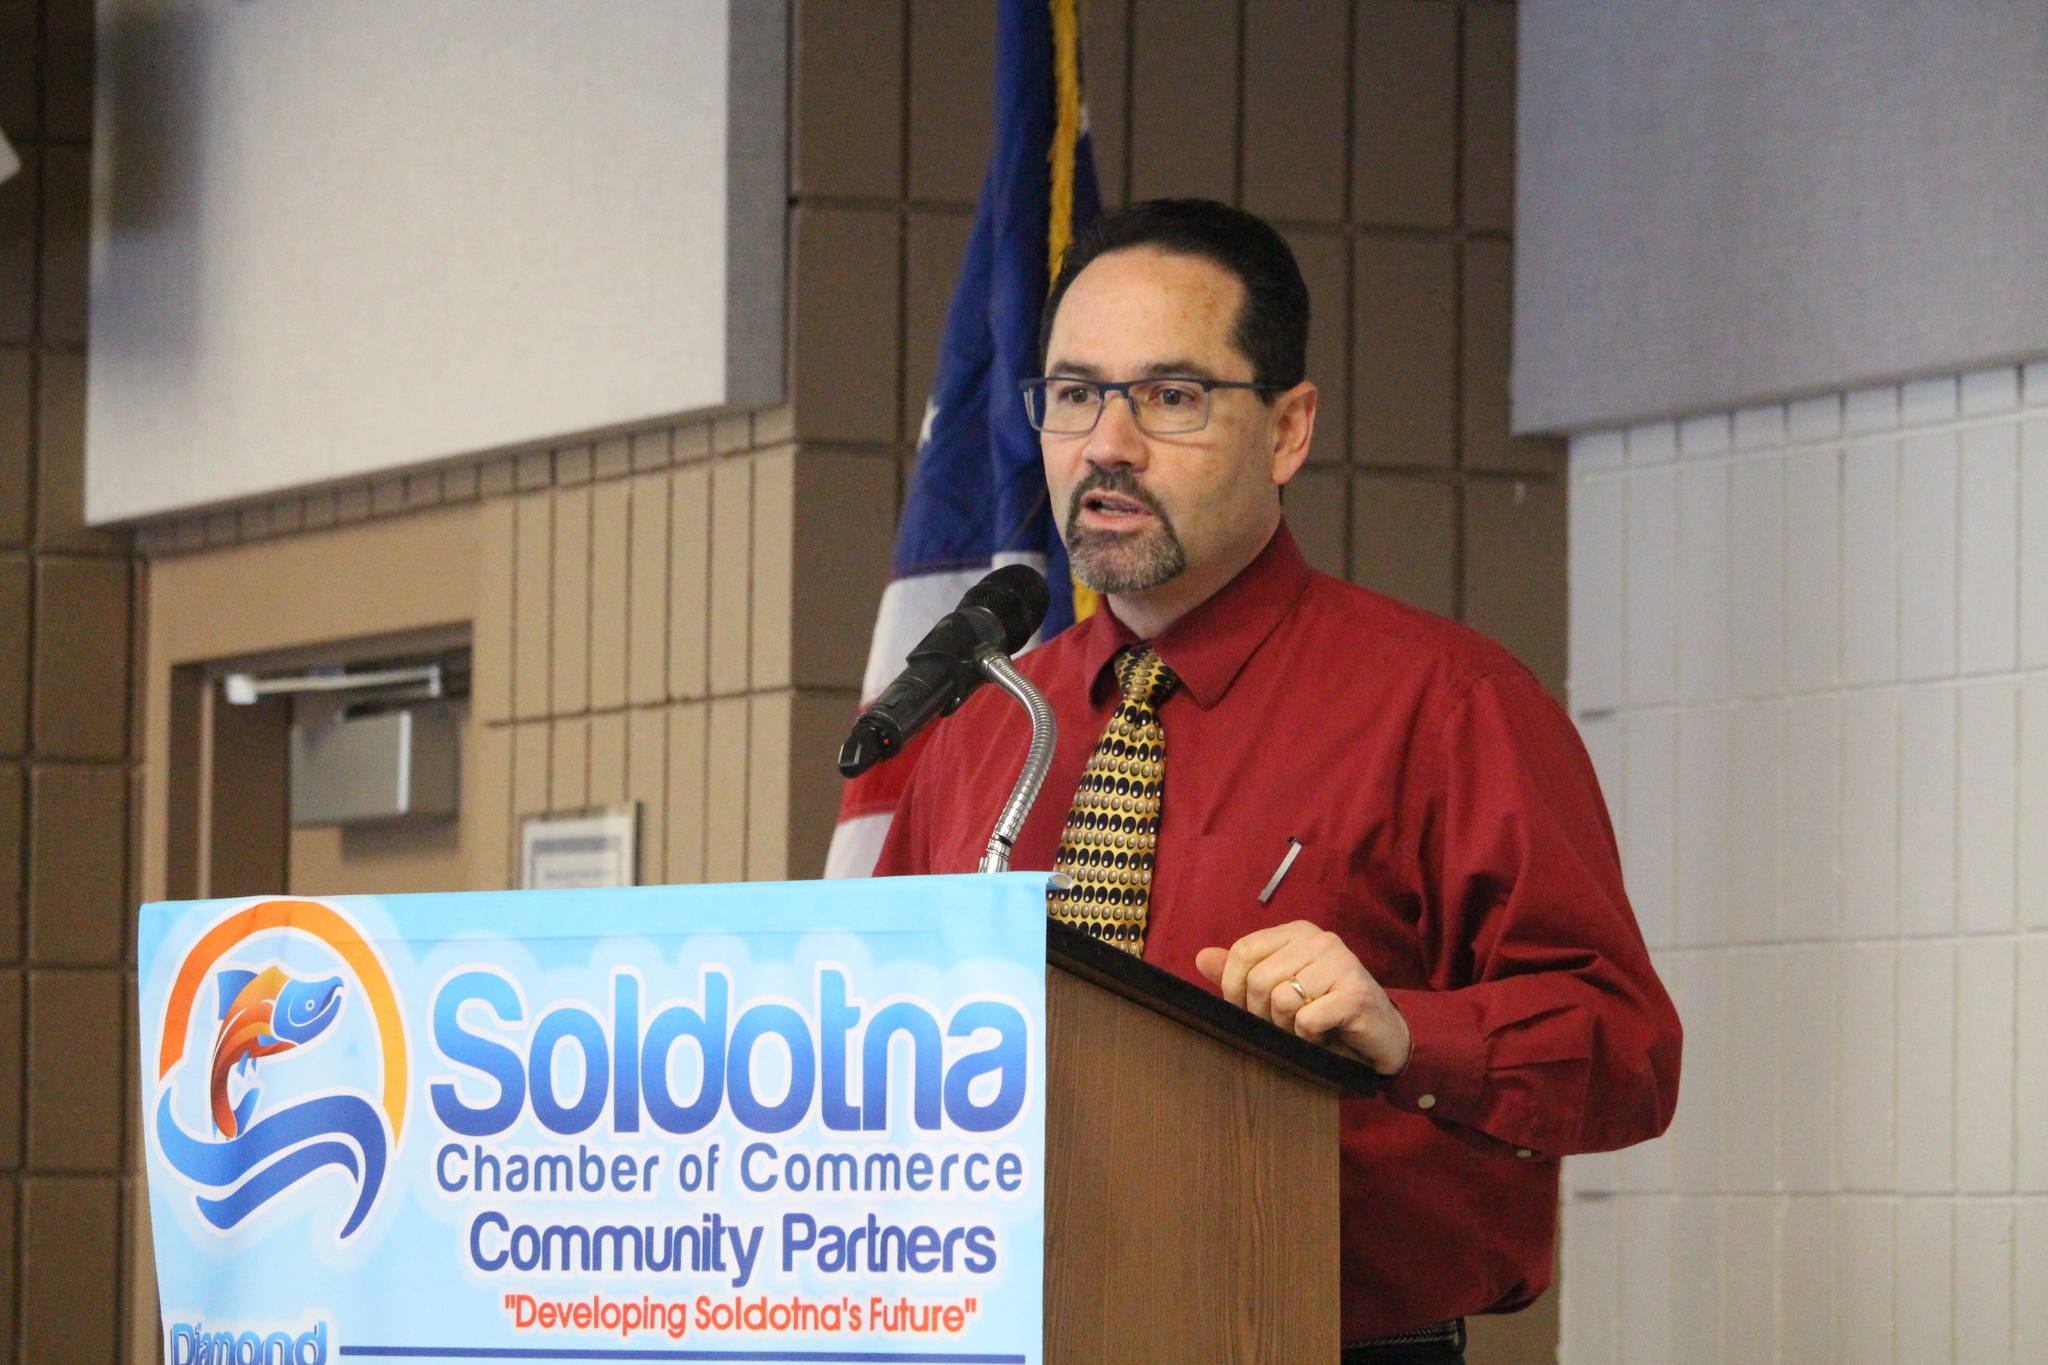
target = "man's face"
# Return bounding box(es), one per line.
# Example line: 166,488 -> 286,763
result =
1039,247 -> 1306,608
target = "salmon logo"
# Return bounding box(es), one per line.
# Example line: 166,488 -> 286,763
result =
153,901 -> 406,1240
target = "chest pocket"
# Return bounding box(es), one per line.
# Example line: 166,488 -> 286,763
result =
1179,834 -> 1353,931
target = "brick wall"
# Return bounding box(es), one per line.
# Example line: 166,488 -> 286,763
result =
1,0 -> 144,1357
1563,367 -> 2048,1359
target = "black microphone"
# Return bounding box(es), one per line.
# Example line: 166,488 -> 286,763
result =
837,565 -> 1050,777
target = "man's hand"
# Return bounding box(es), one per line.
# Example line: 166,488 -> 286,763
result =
1194,922 -> 1412,1077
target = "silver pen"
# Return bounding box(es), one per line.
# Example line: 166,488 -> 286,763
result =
1257,837 -> 1305,904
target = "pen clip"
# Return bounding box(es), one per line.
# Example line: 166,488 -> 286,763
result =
1257,837 -> 1305,904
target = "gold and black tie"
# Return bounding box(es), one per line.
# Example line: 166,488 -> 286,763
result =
1048,646 -> 1179,953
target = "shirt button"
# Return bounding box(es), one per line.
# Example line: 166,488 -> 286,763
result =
1516,1148 -> 1535,1160
1417,1094 -> 1436,1110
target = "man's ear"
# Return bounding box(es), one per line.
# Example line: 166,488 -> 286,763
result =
1268,380 -> 1318,487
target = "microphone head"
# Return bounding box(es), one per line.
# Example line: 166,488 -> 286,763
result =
961,564 -> 1051,654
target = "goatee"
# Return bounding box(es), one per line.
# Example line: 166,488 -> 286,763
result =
1063,468 -> 1186,594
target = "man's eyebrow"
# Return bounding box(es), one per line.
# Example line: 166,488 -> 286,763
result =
1139,358 -> 1222,380
1044,360 -> 1106,379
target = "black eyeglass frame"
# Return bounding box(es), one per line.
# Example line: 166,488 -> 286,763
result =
1018,376 -> 1288,435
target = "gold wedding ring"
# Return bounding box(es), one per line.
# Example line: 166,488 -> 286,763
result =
1286,977 -> 1320,1006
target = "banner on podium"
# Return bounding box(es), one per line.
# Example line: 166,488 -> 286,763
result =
138,874 -> 1049,1364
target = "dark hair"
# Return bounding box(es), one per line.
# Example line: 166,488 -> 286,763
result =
1038,198 -> 1310,393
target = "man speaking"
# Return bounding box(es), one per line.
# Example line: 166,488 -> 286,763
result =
872,199 -> 1680,1364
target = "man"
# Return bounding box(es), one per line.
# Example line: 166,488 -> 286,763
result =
872,199 -> 1680,1363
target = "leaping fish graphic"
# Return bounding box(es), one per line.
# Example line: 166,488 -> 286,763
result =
209,967 -> 345,1138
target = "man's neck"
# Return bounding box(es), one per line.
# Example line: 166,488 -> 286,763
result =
1104,519 -> 1280,640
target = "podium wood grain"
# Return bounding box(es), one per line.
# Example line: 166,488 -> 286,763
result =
1044,965 -> 1342,1363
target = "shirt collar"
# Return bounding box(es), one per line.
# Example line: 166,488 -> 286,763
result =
1073,520 -> 1313,709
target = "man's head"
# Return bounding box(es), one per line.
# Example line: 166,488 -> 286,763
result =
1035,200 -> 1317,635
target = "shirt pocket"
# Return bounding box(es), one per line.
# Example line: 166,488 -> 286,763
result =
1179,834 -> 1354,933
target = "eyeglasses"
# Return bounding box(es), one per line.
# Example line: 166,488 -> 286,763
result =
1019,376 -> 1284,436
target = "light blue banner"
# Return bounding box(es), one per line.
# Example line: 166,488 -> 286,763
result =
137,874 -> 1049,1364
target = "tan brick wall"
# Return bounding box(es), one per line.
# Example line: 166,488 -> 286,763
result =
1,0 -> 143,1356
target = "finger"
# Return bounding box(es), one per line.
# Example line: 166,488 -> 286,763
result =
1244,938 -> 1322,1024
1194,947 -> 1229,984
1219,921 -> 1318,1007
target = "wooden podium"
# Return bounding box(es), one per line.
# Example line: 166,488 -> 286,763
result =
1041,921 -> 1380,1363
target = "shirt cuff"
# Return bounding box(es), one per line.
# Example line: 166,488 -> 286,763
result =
1378,988 -> 1488,1120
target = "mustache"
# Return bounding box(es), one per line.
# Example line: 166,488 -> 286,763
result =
1065,466 -> 1166,525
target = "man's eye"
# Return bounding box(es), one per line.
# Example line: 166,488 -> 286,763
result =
1052,383 -> 1098,406
1142,382 -> 1203,408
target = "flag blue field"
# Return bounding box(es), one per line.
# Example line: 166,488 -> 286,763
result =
827,0 -> 1102,877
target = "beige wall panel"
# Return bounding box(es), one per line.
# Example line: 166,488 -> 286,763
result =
467,719 -> 513,890
627,473 -> 671,705
792,452 -> 899,690
708,459 -> 753,696
32,556 -> 130,760
593,435 -> 631,483
551,485 -> 592,715
1350,475 -> 1457,619
1287,467 -> 1350,581
589,478 -> 630,710
1461,3 -> 1516,233
513,493 -> 553,719
793,0 -> 904,199
903,211 -> 975,437
511,721 -> 550,836
288,816 -> 464,895
1354,0 -> 1458,229
751,445 -> 795,692
0,350 -> 31,546
472,497 -> 515,723
1286,229 -> 1350,464
38,143 -> 88,348
624,707 -> 667,885
908,0 -> 995,205
27,763 -> 124,966
27,970 -> 122,1171
790,206 -> 905,445
746,691 -> 791,881
0,555 -> 26,754
630,429 -> 671,473
1463,239 -> 1564,477
1129,0 -> 1238,203
21,1177 -> 119,1360
0,763 -> 19,961
665,702 -> 708,885
588,710 -> 626,807
790,687 -> 859,879
35,344 -> 121,554
1084,0 -> 1130,203
1465,478 -> 1568,697
1242,0 -> 1348,224
145,504 -> 477,668
1353,237 -> 1457,468
0,971 -> 18,1166
669,464 -> 711,700
550,716 -> 589,813
557,443 -> 593,486
0,1178 -> 14,1348
704,696 -> 749,883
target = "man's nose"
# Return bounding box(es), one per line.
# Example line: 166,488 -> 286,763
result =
1083,390 -> 1149,468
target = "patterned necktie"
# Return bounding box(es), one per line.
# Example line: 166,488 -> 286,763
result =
1048,646 -> 1180,954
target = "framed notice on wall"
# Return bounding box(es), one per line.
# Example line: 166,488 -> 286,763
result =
519,804 -> 639,890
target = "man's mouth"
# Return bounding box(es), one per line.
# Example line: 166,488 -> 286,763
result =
1076,487 -> 1155,524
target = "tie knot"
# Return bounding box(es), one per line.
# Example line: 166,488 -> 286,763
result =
1113,647 -> 1180,710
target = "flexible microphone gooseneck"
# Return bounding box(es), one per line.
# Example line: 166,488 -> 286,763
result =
836,565 -> 1050,778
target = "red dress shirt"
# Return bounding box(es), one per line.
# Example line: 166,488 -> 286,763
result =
873,523 -> 1681,1342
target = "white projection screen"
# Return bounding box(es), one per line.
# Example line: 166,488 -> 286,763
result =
87,0 -> 786,524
